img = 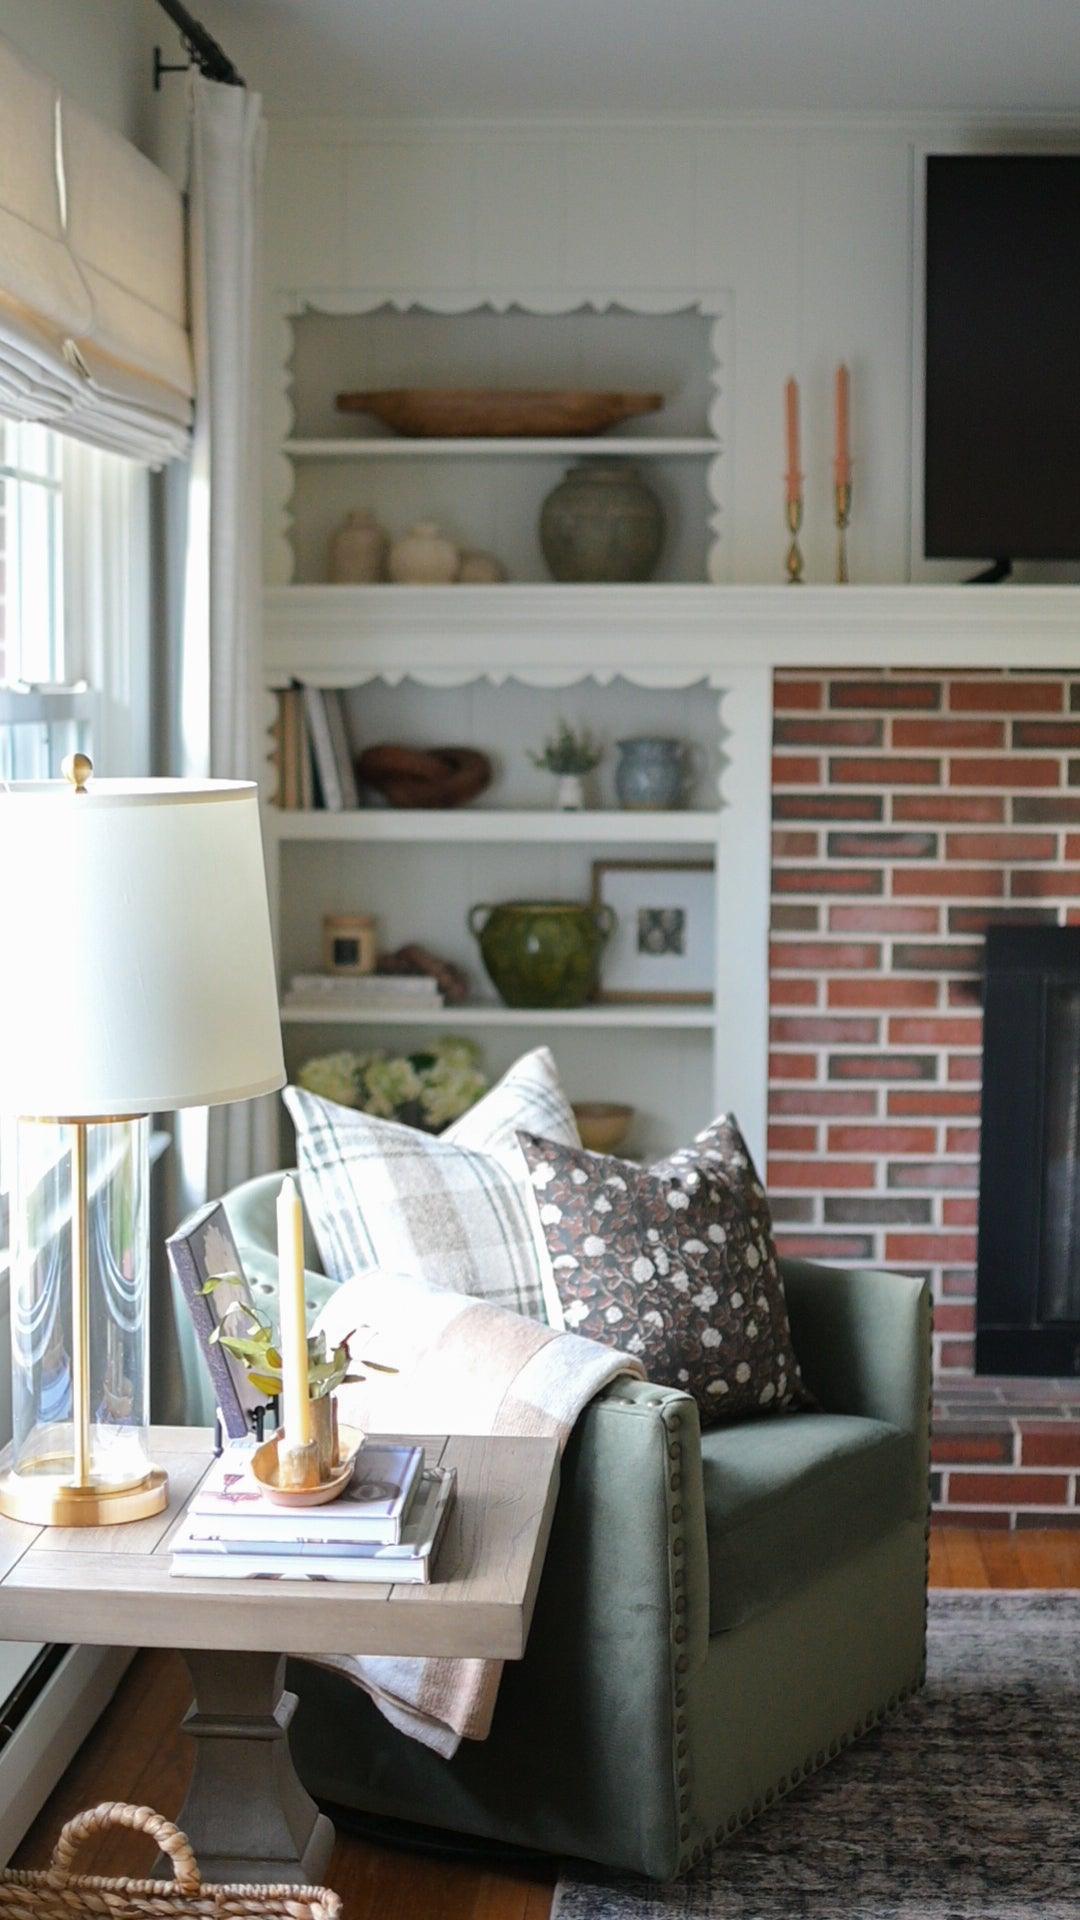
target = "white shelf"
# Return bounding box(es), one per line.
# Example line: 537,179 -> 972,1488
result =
271,808 -> 718,844
281,1000 -> 714,1030
283,437 -> 720,459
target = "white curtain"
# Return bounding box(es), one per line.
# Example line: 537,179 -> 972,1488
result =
178,75 -> 277,1216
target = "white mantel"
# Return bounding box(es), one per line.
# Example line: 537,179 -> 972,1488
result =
264,583 -> 1080,685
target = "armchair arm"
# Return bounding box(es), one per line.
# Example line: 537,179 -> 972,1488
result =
781,1258 -> 931,1515
572,1376 -> 710,1680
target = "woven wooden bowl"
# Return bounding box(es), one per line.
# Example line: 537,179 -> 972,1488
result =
335,388 -> 663,438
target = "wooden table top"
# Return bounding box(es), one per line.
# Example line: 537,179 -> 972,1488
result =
0,1428 -> 560,1661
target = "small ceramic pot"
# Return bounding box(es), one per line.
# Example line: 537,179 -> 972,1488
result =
615,736 -> 687,811
468,899 -> 616,1008
389,521 -> 460,585
458,549 -> 506,583
539,461 -> 665,583
572,1101 -> 634,1154
328,509 -> 388,583
557,772 -> 585,811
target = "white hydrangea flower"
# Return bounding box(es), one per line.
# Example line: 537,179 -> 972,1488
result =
701,1326 -> 722,1348
745,1243 -> 761,1268
730,1290 -> 744,1309
553,1253 -> 579,1271
604,1304 -> 623,1324
670,1270 -> 690,1292
708,1223 -> 726,1245
583,1234 -> 607,1257
642,1309 -> 664,1329
759,1382 -> 776,1404
539,1203 -> 562,1225
682,1238 -> 707,1256
735,1361 -> 751,1384
594,1194 -> 612,1214
531,1162 -> 556,1189
631,1255 -> 655,1284
707,1377 -> 729,1396
563,1298 -> 590,1328
666,1189 -> 690,1211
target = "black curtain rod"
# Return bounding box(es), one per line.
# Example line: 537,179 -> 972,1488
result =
153,0 -> 244,88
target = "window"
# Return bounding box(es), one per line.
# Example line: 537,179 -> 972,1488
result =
0,419 -> 149,783
0,419 -> 64,688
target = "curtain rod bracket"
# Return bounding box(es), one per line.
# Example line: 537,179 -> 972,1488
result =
152,1 -> 244,89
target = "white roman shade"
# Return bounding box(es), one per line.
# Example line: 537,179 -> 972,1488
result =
0,36 -> 194,464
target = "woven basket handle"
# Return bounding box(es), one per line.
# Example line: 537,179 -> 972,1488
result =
49,1803 -> 202,1895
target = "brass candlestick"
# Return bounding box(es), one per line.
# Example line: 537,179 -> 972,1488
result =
785,496 -> 804,585
835,479 -> 852,584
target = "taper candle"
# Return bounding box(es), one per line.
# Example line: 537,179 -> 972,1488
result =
784,377 -> 802,505
276,1175 -> 312,1449
834,363 -> 851,487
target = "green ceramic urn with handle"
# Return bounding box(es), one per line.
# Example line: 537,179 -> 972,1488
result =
468,899 -> 616,1008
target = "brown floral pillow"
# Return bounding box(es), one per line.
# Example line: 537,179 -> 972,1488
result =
517,1114 -> 809,1426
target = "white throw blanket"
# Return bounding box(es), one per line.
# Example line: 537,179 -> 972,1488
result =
312,1273 -> 643,1756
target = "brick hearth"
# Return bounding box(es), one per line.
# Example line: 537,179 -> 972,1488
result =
765,668 -> 1080,1528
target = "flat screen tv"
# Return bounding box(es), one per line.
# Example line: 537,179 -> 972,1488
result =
924,154 -> 1080,567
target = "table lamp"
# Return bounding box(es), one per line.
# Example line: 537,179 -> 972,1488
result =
0,759 -> 285,1525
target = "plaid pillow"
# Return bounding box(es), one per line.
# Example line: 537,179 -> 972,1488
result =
284,1046 -> 579,1321
518,1114 -> 810,1425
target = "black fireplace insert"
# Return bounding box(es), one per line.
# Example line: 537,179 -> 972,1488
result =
977,924 -> 1080,1376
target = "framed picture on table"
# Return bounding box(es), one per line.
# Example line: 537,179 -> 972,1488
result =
591,859 -> 715,1006
167,1200 -> 273,1442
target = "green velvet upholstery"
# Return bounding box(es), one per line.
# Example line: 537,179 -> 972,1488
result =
701,1411 -> 914,1633
221,1172 -> 931,1882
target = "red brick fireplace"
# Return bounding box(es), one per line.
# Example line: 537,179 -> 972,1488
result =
766,667 -> 1080,1528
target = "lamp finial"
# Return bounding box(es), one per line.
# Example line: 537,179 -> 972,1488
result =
61,753 -> 93,794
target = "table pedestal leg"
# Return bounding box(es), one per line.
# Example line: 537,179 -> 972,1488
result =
167,1651 -> 335,1886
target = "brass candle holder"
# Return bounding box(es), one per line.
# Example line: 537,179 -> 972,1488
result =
835,479 -> 852,584
785,496 -> 804,585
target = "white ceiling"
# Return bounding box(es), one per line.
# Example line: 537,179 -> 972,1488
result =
195,0 -> 1080,119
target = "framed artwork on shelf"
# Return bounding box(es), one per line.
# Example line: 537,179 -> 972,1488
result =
166,1200 -> 274,1441
591,858 -> 715,1006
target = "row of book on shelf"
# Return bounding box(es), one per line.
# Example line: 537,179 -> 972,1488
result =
273,686 -> 358,812
170,1440 -> 455,1582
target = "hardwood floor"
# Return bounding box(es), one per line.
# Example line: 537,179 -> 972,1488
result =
11,1530 -> 1080,1916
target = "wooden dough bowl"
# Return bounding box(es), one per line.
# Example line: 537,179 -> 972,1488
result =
335,388 -> 664,438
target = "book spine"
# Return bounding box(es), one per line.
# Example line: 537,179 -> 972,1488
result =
324,691 -> 361,809
303,687 -> 344,813
172,1553 -> 431,1583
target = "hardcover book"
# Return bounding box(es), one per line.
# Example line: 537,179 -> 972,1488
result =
189,1439 -> 424,1543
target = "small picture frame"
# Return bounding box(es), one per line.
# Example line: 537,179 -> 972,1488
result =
591,859 -> 715,1006
166,1200 -> 272,1441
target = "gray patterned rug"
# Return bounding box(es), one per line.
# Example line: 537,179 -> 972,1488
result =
553,1592 -> 1080,1920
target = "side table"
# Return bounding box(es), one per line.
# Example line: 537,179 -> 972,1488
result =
0,1427 -> 559,1885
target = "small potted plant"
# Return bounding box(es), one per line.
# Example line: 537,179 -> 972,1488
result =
529,720 -> 603,811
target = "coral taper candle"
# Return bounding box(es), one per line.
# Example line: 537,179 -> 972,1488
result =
276,1175 -> 312,1449
784,377 -> 802,505
834,362 -> 851,487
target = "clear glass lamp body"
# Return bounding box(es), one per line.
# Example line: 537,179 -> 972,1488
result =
8,1116 -> 152,1494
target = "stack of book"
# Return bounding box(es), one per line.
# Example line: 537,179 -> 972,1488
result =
282,971 -> 445,1016
171,1441 -> 455,1582
272,686 -> 360,812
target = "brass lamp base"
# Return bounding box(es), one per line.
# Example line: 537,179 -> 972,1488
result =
0,1465 -> 169,1527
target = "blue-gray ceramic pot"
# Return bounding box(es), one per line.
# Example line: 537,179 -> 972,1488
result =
615,736 -> 687,811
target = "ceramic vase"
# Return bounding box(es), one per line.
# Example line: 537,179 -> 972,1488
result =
539,461 -> 665,583
557,773 -> 585,811
328,509 -> 388,583
615,736 -> 687,811
468,900 -> 616,1008
388,522 -> 460,585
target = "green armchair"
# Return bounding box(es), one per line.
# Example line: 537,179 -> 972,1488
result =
219,1172 -> 930,1881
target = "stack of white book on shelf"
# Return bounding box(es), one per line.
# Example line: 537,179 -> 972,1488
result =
171,1441 -> 456,1583
283,972 -> 445,1014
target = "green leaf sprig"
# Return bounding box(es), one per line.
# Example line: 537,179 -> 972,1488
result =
199,1275 -> 396,1400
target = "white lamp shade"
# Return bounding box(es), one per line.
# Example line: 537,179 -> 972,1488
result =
0,778 -> 285,1117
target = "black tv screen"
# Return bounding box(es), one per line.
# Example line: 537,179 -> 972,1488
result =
924,154 -> 1080,562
